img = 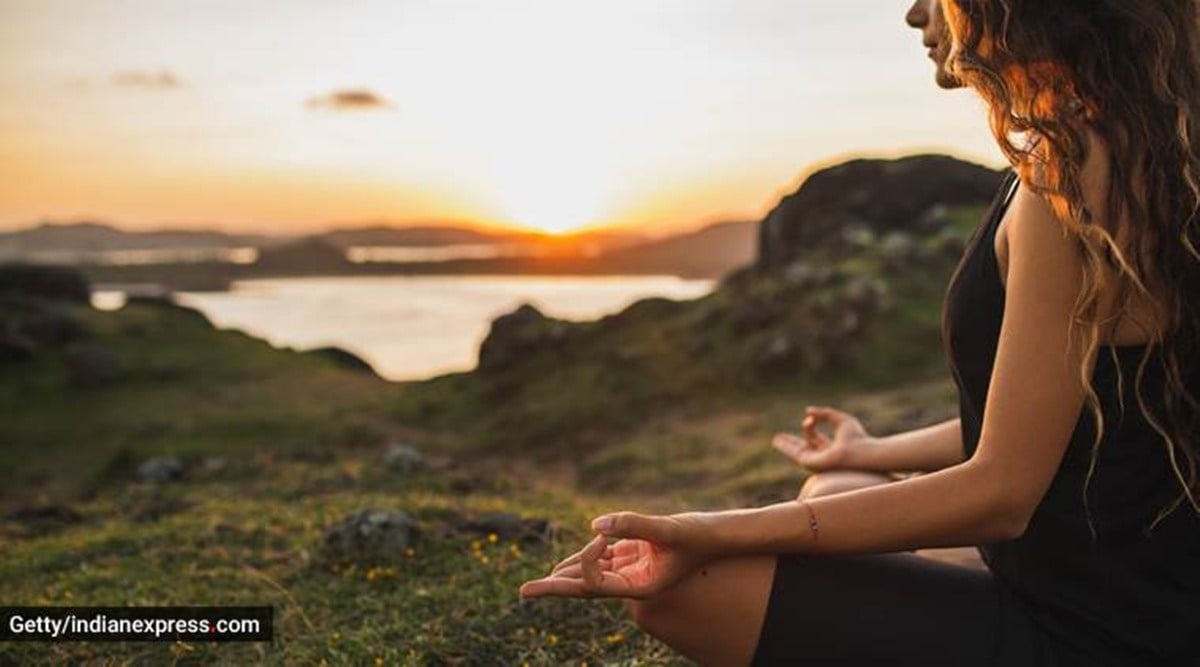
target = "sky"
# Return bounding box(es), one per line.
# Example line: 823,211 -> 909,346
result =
0,0 -> 1005,237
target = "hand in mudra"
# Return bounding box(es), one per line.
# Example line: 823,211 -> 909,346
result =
772,405 -> 873,472
518,512 -> 710,601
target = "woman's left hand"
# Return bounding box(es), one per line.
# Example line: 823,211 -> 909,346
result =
518,512 -> 715,600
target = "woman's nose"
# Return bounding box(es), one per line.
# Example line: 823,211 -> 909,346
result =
906,0 -> 929,28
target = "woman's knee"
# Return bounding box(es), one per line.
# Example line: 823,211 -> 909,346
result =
619,556 -> 777,666
621,589 -> 677,636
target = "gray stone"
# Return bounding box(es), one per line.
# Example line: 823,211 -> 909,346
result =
137,456 -> 184,483
321,508 -> 422,564
382,443 -> 426,473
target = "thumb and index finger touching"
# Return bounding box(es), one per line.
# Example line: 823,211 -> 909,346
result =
591,511 -> 671,544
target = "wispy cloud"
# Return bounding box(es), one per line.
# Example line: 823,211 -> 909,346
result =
305,88 -> 394,112
111,69 -> 184,89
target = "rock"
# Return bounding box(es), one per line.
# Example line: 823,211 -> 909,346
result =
781,260 -> 836,290
841,276 -> 890,317
914,203 -> 953,235
381,442 -> 426,473
137,456 -> 185,483
840,225 -> 877,249
933,227 -> 969,260
878,231 -> 918,269
756,155 -> 1004,272
477,303 -> 573,371
455,512 -> 553,545
321,509 -> 421,565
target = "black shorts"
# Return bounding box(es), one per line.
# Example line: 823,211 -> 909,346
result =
750,551 -> 1064,667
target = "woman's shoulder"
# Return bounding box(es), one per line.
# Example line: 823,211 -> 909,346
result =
997,130 -> 1170,347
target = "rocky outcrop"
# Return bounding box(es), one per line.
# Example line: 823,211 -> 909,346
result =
756,154 -> 1003,272
476,303 -> 573,372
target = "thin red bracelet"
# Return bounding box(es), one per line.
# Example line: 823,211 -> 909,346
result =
802,500 -> 819,545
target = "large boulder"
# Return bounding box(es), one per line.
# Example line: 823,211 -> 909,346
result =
756,155 -> 1004,272
476,303 -> 572,371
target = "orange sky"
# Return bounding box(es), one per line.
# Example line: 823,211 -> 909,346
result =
0,0 -> 1003,237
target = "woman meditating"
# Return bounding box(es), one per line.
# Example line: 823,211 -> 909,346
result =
518,1 -> 1200,664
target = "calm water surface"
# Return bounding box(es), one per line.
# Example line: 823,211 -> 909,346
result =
98,275 -> 714,381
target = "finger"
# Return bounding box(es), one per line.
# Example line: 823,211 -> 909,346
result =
772,432 -> 801,450
520,571 -> 634,600
580,533 -> 608,588
520,576 -> 592,599
549,557 -> 614,580
807,405 -> 847,426
611,539 -> 640,558
550,546 -> 586,575
802,414 -> 831,447
549,539 -> 615,575
612,553 -> 639,569
592,511 -> 673,543
772,433 -> 807,463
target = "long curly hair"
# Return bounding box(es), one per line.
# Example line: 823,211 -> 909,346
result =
942,0 -> 1200,535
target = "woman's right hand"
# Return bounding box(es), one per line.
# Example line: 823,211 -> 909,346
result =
771,405 -> 874,472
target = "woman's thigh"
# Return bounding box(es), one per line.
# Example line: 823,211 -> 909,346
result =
750,552 -> 1061,667
626,551 -> 1060,667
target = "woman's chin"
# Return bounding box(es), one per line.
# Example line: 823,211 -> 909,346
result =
934,69 -> 964,90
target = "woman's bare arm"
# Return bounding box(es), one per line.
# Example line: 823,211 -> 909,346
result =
847,417 -> 965,474
676,165 -> 1102,557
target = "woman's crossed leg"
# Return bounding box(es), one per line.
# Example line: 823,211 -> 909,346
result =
619,471 -> 1053,666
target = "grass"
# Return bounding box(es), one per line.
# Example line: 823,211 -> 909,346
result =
1,300 -> 403,505
0,453 -> 689,665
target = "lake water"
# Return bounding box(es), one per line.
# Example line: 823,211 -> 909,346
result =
95,275 -> 715,381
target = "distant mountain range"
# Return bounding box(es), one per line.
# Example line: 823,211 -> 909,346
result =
0,219 -> 759,284
0,220 -> 672,253
0,221 -> 281,252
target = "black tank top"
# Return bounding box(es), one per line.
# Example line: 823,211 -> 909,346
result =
943,170 -> 1200,666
